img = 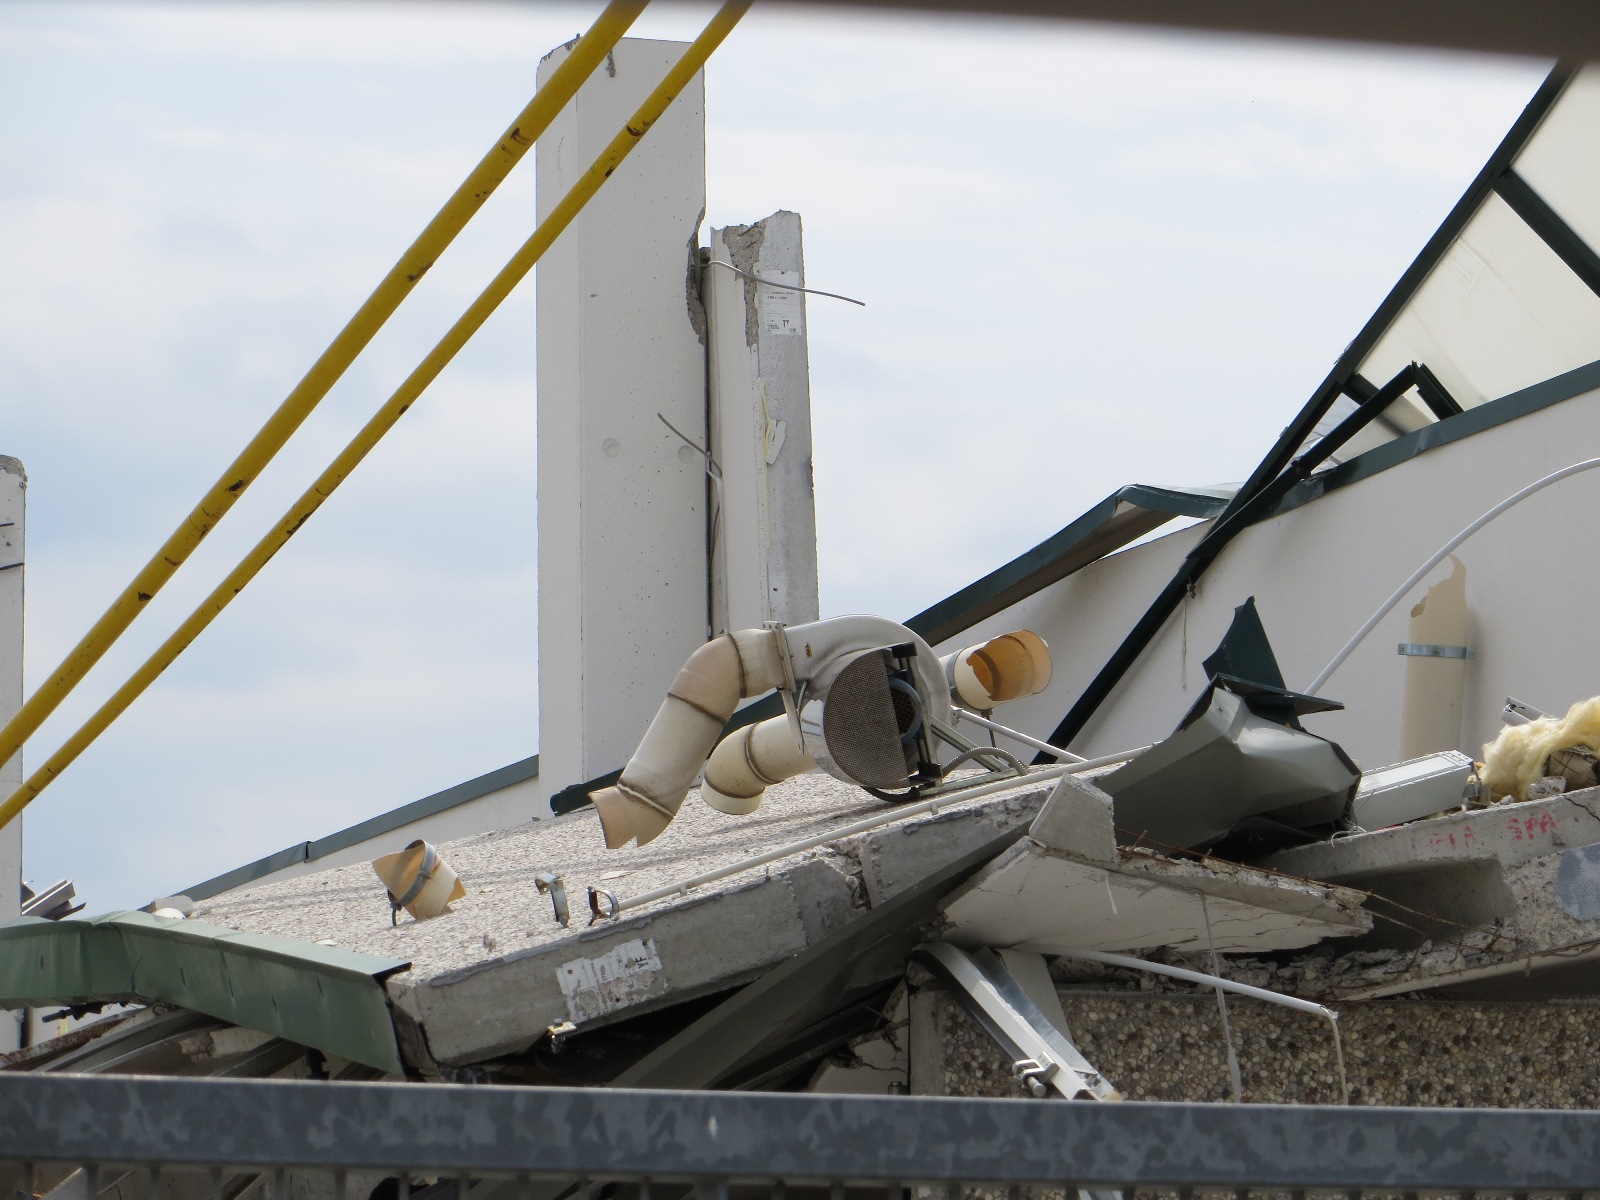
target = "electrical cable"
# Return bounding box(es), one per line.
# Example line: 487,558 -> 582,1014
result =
1307,457 -> 1600,693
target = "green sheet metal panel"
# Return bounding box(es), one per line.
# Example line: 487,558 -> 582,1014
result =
0,912 -> 410,1075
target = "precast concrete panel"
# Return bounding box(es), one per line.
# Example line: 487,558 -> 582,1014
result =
536,40 -> 709,795
706,212 -> 820,634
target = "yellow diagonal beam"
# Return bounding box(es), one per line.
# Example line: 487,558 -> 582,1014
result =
0,1 -> 751,830
0,0 -> 646,779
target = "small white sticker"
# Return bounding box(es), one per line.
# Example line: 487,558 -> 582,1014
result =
557,937 -> 664,1023
760,270 -> 804,337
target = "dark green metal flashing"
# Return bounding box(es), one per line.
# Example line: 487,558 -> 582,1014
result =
905,484 -> 1233,647
0,911 -> 410,1074
1494,168 -> 1600,302
1268,356 -> 1600,519
184,753 -> 540,902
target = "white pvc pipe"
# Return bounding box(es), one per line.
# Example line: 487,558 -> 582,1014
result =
1307,458 -> 1600,694
602,746 -> 1148,915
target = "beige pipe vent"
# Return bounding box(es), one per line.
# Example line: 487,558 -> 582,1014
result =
591,627 -> 787,848
942,630 -> 1052,710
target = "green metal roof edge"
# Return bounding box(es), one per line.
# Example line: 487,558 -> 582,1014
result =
0,911 -> 410,1075
904,483 -> 1234,646
183,753 -> 540,902
1266,356 -> 1600,520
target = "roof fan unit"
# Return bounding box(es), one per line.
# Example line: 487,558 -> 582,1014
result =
801,642 -> 941,795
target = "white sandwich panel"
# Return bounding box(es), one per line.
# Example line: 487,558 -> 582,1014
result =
536,39 -> 710,795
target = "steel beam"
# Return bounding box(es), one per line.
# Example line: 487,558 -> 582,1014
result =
6,1075 -> 1600,1188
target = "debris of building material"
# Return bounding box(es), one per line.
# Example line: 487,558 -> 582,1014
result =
938,772 -> 1370,953
188,771 -> 1061,1071
1351,750 -> 1475,830
20,879 -> 82,921
373,839 -> 466,923
1262,786 -> 1600,997
1097,599 -> 1358,850
0,910 -> 410,1073
1482,696 -> 1600,801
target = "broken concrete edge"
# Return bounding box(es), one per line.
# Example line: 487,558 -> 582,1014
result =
390,784 -> 1060,1071
0,911 -> 411,1075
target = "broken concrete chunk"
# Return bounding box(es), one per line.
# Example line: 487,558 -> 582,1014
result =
1029,772 -> 1118,865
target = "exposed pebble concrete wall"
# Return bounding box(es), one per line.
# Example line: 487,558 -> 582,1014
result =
928,989 -> 1600,1108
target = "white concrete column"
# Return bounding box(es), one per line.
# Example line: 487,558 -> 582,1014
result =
536,40 -> 709,798
705,211 -> 820,634
0,457 -> 23,1051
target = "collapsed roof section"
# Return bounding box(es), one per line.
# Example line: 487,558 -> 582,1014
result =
0,911 -> 409,1073
1305,65 -> 1600,466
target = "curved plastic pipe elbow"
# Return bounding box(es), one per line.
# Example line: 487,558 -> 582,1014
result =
591,628 -> 787,848
702,715 -> 817,815
942,630 -> 1052,710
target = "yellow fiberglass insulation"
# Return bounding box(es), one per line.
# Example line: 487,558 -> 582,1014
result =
1482,696 -> 1600,800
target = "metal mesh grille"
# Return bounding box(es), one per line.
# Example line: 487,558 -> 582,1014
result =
821,651 -> 910,788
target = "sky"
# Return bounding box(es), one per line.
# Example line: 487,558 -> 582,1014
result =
0,1 -> 1549,909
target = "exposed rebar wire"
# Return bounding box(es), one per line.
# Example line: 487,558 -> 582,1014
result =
702,259 -> 866,306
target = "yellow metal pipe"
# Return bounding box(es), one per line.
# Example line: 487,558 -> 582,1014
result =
0,2 -> 750,830
0,0 -> 645,780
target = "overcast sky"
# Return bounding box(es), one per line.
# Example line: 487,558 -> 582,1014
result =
0,2 -> 1547,909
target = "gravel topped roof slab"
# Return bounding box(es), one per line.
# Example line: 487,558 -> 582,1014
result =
186,765 -> 1382,1073
192,771 -> 1061,1069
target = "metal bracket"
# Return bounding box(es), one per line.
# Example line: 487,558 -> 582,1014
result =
764,621 -> 806,754
546,1020 -> 577,1052
1012,1057 -> 1059,1098
535,872 -> 569,927
1397,642 -> 1474,659
587,886 -> 620,924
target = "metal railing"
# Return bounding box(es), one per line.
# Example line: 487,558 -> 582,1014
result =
5,1073 -> 1600,1198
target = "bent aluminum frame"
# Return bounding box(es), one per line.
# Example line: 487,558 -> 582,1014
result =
6,1074 -> 1600,1190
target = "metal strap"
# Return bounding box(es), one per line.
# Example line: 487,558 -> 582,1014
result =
1397,642 -> 1474,659
393,844 -> 438,910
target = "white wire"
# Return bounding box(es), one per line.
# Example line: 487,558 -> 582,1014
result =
1306,457 -> 1600,694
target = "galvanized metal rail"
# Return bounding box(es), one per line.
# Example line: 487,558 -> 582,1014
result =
4,1074 -> 1600,1191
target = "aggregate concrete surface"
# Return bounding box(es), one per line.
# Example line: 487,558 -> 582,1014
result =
194,770 -> 1058,1067
931,986 -> 1600,1107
